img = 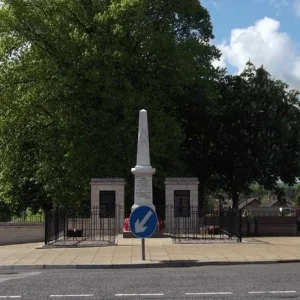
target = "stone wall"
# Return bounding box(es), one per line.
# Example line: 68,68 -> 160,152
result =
90,178 -> 125,231
242,216 -> 298,236
257,223 -> 297,236
164,177 -> 199,232
0,222 -> 44,245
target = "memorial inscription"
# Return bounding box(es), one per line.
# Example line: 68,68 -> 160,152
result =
135,177 -> 152,202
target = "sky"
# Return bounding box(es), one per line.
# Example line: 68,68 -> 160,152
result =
201,0 -> 300,90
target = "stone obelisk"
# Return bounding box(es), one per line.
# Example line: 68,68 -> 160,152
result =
131,109 -> 156,212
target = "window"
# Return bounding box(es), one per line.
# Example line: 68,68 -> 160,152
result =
99,191 -> 116,218
174,190 -> 190,217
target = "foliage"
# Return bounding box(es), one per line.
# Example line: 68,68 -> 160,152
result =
248,182 -> 300,206
248,183 -> 269,199
0,0 -> 219,212
1,1 -> 299,213
0,200 -> 11,221
294,189 -> 300,206
182,62 -> 300,208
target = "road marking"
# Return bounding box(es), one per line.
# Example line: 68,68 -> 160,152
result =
50,295 -> 94,298
185,292 -> 233,295
248,291 -> 296,294
0,272 -> 41,284
0,297 -> 21,299
269,291 -> 296,294
115,294 -> 164,297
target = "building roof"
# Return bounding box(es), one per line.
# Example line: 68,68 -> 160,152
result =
259,199 -> 293,207
238,198 -> 260,210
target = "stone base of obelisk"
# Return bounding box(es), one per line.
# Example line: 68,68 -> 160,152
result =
122,230 -> 164,238
131,203 -> 156,212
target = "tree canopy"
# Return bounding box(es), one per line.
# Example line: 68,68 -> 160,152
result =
0,0 -> 219,213
0,1 -> 299,214
181,62 -> 300,208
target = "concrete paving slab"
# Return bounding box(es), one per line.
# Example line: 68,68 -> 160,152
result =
1,237 -> 300,269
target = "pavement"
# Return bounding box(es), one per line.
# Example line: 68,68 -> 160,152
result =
1,236 -> 300,269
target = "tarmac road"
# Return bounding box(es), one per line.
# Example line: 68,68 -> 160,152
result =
0,263 -> 299,299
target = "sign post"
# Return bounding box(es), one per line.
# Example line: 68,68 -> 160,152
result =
129,206 -> 158,260
142,238 -> 145,260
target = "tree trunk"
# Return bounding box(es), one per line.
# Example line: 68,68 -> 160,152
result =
198,185 -> 206,216
231,185 -> 239,210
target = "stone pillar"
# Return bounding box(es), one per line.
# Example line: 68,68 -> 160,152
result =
131,109 -> 156,212
90,178 -> 126,232
164,178 -> 199,232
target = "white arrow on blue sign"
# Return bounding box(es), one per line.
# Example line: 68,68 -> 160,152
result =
129,206 -> 158,238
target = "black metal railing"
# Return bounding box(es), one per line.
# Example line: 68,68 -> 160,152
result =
165,205 -> 242,243
45,206 -> 124,246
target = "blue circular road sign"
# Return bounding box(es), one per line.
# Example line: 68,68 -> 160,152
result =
129,206 -> 158,238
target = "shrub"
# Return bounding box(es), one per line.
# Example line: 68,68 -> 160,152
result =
0,201 -> 11,222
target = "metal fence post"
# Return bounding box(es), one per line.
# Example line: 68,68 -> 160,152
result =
238,209 -> 242,242
255,219 -> 258,235
44,211 -> 48,245
54,208 -> 59,241
63,209 -> 66,241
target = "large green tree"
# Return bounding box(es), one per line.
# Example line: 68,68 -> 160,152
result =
0,0 -> 219,212
182,62 -> 300,209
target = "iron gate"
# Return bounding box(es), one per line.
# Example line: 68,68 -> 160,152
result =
165,205 -> 242,243
45,206 -> 124,246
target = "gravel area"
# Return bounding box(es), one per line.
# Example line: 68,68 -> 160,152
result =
174,238 -> 240,244
44,236 -> 116,247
